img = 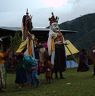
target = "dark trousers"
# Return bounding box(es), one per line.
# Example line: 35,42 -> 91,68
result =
54,44 -> 66,79
55,71 -> 63,79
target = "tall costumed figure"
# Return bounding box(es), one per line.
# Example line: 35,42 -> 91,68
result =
22,9 -> 33,40
48,12 -> 66,79
21,9 -> 35,58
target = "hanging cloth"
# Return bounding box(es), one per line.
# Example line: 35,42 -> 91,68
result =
28,39 -> 32,56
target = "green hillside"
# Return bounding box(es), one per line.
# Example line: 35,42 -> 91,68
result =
59,13 -> 95,50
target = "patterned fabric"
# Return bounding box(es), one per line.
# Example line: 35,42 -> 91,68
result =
22,13 -> 32,40
49,12 -> 58,25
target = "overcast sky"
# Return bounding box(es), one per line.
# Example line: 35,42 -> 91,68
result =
0,0 -> 95,27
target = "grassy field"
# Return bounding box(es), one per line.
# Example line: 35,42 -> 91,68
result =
0,67 -> 95,96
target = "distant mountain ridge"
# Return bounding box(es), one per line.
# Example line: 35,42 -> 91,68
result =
59,13 -> 95,50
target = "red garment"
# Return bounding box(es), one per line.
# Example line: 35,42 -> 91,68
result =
54,31 -> 64,44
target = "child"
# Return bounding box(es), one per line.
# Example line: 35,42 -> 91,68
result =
45,57 -> 53,83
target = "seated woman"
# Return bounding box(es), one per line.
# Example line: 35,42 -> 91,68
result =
77,49 -> 89,72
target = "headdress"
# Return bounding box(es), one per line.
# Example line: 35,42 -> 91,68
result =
26,8 -> 29,15
49,12 -> 59,25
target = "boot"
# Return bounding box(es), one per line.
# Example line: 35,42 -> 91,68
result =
55,71 -> 58,79
60,72 -> 64,79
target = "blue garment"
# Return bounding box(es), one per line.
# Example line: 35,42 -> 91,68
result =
31,65 -> 39,87
23,55 -> 38,85
23,55 -> 37,66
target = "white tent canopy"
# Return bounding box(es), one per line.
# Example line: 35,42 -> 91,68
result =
66,60 -> 78,68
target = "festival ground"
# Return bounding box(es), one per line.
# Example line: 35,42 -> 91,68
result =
0,67 -> 95,96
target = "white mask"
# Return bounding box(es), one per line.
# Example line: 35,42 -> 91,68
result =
50,22 -> 60,32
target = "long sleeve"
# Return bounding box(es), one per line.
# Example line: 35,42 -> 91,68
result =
47,30 -> 57,56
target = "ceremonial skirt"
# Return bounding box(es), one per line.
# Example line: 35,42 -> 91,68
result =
54,44 -> 66,72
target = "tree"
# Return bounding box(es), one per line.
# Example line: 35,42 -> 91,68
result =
10,31 -> 22,55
